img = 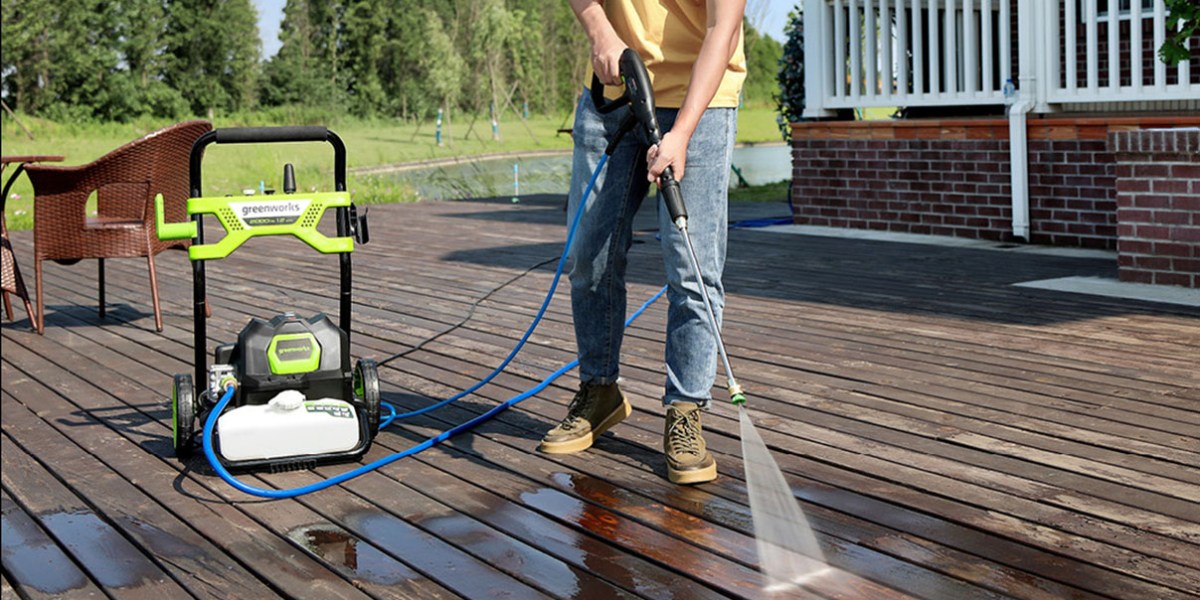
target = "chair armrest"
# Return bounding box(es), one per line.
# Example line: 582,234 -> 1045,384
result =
24,164 -> 93,233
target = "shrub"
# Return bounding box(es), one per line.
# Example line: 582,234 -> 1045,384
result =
775,7 -> 804,141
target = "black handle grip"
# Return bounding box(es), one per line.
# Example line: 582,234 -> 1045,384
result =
214,126 -> 329,144
660,168 -> 687,223
590,72 -> 628,115
618,50 -> 661,143
589,49 -> 685,222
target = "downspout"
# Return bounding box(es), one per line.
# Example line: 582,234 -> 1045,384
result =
1007,87 -> 1033,242
1010,0 -> 1038,243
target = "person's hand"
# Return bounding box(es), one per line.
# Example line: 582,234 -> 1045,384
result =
592,32 -> 627,85
647,130 -> 690,183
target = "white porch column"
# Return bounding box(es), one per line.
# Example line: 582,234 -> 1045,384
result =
804,0 -> 837,118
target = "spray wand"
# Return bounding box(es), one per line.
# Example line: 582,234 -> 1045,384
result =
591,50 -> 746,406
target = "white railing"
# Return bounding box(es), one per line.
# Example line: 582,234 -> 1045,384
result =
802,0 -> 1197,116
1048,0 -> 1194,103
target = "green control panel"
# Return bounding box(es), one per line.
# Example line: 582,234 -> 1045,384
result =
156,192 -> 354,260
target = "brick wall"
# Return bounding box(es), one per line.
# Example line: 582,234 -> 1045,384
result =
790,126 -> 1014,240
1110,128 -> 1200,288
790,117 -> 1200,250
1027,135 -> 1117,248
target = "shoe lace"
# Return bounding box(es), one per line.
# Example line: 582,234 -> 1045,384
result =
667,409 -> 702,456
558,386 -> 597,431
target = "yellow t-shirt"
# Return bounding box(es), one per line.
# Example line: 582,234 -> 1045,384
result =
592,0 -> 746,108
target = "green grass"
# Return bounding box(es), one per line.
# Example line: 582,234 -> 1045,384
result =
729,179 -> 790,203
1,107 -> 783,230
860,106 -> 898,120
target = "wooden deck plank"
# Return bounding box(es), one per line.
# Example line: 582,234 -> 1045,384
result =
376,352 -> 1198,600
1,489 -> 107,599
9,283 -> 696,597
51,210 -> 1200,535
312,294 -> 1190,600
1,316 -> 531,599
23,260 -> 787,597
1,397 -> 280,599
0,435 -> 192,599
5,197 -> 1199,600
0,340 -> 420,599
302,466 -> 649,600
364,324 -> 1200,556
382,409 -> 1019,600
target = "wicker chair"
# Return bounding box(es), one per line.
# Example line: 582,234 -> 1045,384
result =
25,120 -> 212,333
2,211 -> 36,326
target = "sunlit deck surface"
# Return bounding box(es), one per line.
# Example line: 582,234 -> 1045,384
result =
3,194 -> 1198,599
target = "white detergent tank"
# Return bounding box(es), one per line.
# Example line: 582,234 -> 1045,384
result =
217,390 -> 362,462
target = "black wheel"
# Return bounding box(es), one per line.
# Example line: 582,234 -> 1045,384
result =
355,358 -> 381,436
172,374 -> 196,459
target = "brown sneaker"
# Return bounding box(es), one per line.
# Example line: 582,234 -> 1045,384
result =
539,381 -> 632,454
664,402 -> 717,484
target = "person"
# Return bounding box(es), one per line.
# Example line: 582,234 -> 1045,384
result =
539,0 -> 746,485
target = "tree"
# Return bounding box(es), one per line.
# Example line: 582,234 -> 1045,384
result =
1,0 -> 60,115
743,22 -> 783,108
341,0 -> 389,115
0,0 -> 128,120
416,8 -> 469,116
112,0 -> 188,119
164,0 -> 262,116
468,0 -> 519,116
1159,0 -> 1199,66
263,0 -> 320,107
776,7 -> 805,141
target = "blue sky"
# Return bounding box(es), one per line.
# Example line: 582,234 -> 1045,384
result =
255,0 -> 286,58
253,0 -> 795,59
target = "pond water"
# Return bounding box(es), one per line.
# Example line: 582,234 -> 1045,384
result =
393,144 -> 791,200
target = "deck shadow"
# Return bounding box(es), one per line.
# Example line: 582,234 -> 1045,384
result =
37,303 -> 156,331
432,197 -> 1197,326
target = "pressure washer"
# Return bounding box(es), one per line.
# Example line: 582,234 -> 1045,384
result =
157,127 -> 379,472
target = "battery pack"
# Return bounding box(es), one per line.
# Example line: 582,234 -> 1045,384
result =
217,390 -> 362,462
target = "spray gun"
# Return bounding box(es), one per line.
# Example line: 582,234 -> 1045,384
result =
590,51 -> 689,231
590,49 -> 745,405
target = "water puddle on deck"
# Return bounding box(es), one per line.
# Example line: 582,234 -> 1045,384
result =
1,502 -> 90,594
519,483 -> 706,600
40,510 -> 161,588
288,523 -> 414,586
421,511 -> 585,599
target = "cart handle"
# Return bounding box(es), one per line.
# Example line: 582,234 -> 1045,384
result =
155,192 -> 354,260
214,126 -> 330,145
190,127 -> 348,197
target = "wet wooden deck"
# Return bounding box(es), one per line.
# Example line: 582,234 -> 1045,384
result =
2,194 -> 1198,599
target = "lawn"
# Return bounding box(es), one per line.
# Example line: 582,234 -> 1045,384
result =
2,107 -> 784,230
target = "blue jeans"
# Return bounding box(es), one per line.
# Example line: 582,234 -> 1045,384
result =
567,91 -> 737,408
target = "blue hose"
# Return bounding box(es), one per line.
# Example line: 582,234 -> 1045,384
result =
201,153 -> 671,498
382,153 -> 611,423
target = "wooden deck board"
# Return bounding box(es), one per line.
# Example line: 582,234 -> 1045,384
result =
4,195 -> 1199,599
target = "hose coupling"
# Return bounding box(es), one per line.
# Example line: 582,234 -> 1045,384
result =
728,382 -> 745,405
